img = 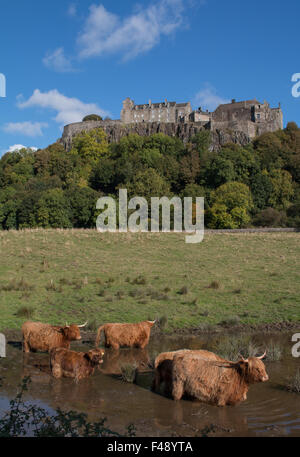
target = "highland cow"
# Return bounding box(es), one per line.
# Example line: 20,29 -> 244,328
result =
95,320 -> 155,349
50,347 -> 105,381
171,351 -> 269,406
152,349 -> 221,395
22,321 -> 87,353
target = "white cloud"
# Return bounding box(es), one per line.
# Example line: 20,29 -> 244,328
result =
43,47 -> 75,73
68,3 -> 77,17
3,121 -> 48,137
77,0 -> 185,61
194,84 -> 230,112
17,89 -> 109,126
7,144 -> 38,152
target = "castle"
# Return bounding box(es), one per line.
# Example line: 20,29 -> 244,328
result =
60,97 -> 283,151
121,97 -> 283,137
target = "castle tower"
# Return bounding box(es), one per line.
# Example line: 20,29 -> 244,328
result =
121,98 -> 134,123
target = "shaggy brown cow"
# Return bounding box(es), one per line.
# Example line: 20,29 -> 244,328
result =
171,351 -> 269,406
95,320 -> 155,349
50,347 -> 105,381
22,321 -> 87,353
152,349 -> 221,395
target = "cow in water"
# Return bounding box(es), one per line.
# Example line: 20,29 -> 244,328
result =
22,321 -> 87,353
95,320 -> 155,349
50,347 -> 105,382
171,350 -> 269,406
152,349 -> 220,396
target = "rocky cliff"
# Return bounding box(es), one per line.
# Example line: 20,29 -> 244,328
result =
60,119 -> 253,151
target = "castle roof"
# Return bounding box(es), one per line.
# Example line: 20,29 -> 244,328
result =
215,99 -> 262,111
134,101 -> 188,109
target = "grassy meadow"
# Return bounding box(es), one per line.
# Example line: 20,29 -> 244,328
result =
0,229 -> 299,332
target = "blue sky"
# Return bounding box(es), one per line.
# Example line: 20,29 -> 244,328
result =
0,0 -> 300,155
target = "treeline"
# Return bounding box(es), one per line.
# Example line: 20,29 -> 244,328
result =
0,122 -> 300,230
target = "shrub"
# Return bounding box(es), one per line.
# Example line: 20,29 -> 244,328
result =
15,306 -> 34,319
116,290 -> 125,300
197,322 -> 213,332
131,275 -> 147,285
98,289 -> 106,297
265,340 -> 282,361
208,280 -> 221,290
46,279 -> 57,291
212,335 -> 259,361
86,320 -> 98,332
157,315 -> 168,330
285,369 -> 300,393
253,207 -> 287,227
178,286 -> 188,295
82,114 -> 103,122
1,278 -> 34,292
219,316 -> 241,327
0,377 -> 135,437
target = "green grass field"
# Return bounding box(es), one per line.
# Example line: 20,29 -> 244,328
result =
0,229 -> 299,331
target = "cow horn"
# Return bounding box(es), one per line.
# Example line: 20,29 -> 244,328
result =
65,322 -> 69,327
78,321 -> 88,328
257,350 -> 267,360
238,353 -> 248,363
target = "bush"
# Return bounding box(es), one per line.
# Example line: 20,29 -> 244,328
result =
253,207 -> 287,227
285,369 -> 300,393
219,316 -> 241,328
82,114 -> 103,122
157,315 -> 168,330
0,377 -> 135,437
208,280 -> 221,290
265,340 -> 282,361
212,335 -> 259,361
15,306 -> 34,319
178,286 -> 188,295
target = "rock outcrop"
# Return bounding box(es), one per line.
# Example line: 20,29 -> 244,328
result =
60,119 -> 253,152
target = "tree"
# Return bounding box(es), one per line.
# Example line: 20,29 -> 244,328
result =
205,156 -> 235,187
71,128 -> 109,163
179,150 -> 201,186
250,171 -> 273,209
268,169 -> 294,210
253,208 -> 287,227
125,168 -> 170,200
36,189 -> 72,228
66,186 -> 101,228
211,182 -> 253,212
0,187 -> 20,229
253,132 -> 284,170
218,144 -> 259,185
90,157 -> 116,193
190,131 -> 211,157
82,114 -> 103,122
206,204 -> 237,229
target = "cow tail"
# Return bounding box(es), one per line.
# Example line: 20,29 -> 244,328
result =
95,325 -> 104,347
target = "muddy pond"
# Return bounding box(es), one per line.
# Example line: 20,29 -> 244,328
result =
0,331 -> 299,437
